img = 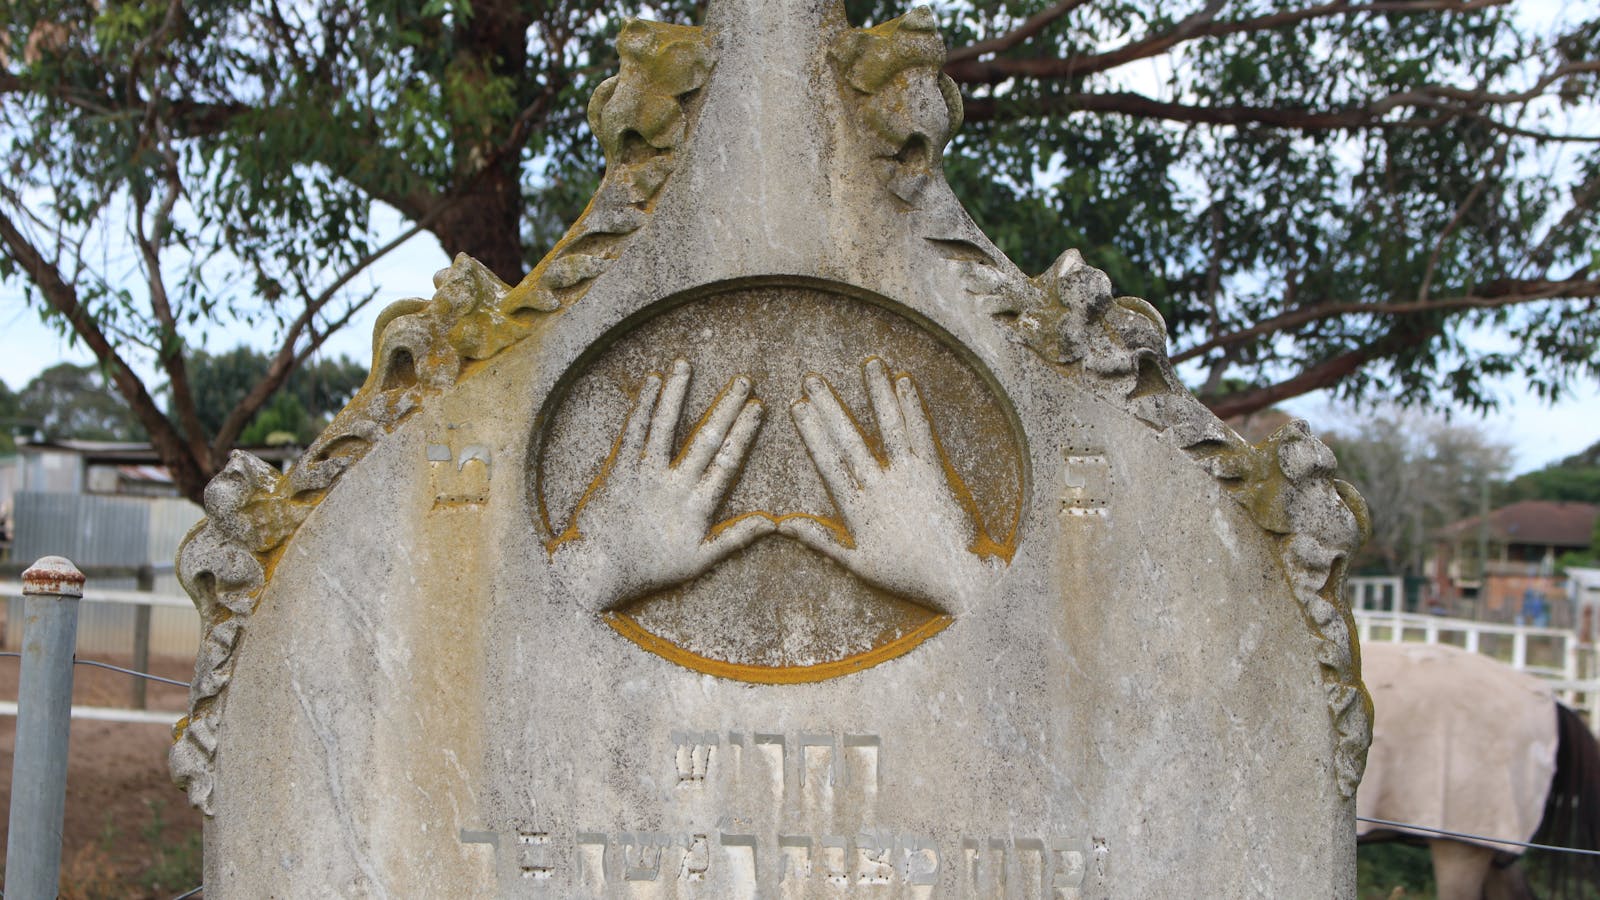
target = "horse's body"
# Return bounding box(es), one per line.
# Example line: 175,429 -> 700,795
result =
1357,642 -> 1600,899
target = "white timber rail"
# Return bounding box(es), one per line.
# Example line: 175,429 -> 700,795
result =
0,581 -> 193,609
1355,610 -> 1600,728
1347,575 -> 1405,613
0,579 -> 193,721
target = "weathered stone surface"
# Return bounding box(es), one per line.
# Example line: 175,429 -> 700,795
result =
172,1 -> 1370,896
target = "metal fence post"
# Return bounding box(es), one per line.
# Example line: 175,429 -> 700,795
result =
4,556 -> 84,900
132,563 -> 154,709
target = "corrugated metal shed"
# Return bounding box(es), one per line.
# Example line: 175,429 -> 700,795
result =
13,491 -> 149,568
5,491 -> 204,656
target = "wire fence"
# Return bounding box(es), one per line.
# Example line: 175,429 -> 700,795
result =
1357,816 -> 1600,857
0,646 -> 201,890
0,651 -> 189,688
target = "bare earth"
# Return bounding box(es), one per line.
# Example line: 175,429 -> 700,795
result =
0,651 -> 202,899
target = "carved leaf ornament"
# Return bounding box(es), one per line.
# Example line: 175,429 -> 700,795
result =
170,9 -> 1372,815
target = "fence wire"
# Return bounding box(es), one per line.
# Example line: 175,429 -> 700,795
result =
0,650 -> 188,687
1358,815 -> 1600,857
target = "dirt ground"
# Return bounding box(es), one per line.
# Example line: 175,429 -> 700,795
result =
0,650 -> 203,899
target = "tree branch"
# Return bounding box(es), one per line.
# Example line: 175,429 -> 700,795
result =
132,121 -> 212,467
0,202 -> 210,500
945,0 -> 1509,85
945,0 -> 1096,65
208,215 -> 435,460
962,90 -> 1411,128
1172,277 -> 1600,365
1418,143 -> 1505,303
1201,328 -> 1435,420
960,87 -> 1600,141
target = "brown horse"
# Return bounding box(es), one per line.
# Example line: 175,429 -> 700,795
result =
1357,642 -> 1600,899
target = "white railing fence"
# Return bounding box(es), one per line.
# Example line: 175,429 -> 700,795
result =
0,562 -> 195,713
1347,575 -> 1405,613
1354,609 -> 1600,729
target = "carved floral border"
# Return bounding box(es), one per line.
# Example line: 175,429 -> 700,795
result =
832,10 -> 1374,799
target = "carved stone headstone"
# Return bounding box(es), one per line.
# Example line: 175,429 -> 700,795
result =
171,1 -> 1372,896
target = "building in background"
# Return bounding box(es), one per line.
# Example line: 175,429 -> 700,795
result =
6,438 -> 297,581
2,439 -> 297,656
1430,500 -> 1599,622
1571,567 -> 1600,642
0,453 -> 16,555
18,438 -> 186,497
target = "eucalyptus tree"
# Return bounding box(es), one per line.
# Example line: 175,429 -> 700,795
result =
3,0 -> 1598,502
1326,409 -> 1512,576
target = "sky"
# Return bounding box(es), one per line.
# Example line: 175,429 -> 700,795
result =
3,2 -> 1600,477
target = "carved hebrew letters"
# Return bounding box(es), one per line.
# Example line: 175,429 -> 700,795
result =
1060,454 -> 1111,518
429,434 -> 492,509
467,826 -> 1104,896
465,728 -> 1106,895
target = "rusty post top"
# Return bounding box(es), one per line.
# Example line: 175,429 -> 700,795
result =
21,556 -> 85,598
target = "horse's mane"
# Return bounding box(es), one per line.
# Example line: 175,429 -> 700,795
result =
1530,701 -> 1600,898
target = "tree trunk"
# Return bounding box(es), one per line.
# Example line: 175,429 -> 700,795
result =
432,164 -> 526,284
434,0 -> 539,285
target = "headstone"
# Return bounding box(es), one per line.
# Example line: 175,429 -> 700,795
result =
170,2 -> 1373,896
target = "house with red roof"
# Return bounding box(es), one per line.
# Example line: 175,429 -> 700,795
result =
1430,500 -> 1599,621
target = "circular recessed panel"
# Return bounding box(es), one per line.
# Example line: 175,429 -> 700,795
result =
534,280 -> 1025,680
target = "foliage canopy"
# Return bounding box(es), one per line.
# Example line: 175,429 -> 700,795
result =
1505,437 -> 1600,505
4,0 -> 1600,501
182,348 -> 368,447
5,362 -> 147,443
1326,408 -> 1513,576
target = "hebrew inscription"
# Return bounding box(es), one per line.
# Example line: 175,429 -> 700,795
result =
427,433 -> 492,509
534,281 -> 1027,680
1060,454 -> 1111,518
465,825 -> 1107,896
464,728 -> 1107,896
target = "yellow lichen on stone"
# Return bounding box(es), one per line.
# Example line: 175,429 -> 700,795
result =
503,18 -> 714,316
831,7 -> 944,94
595,19 -> 716,155
829,6 -> 962,171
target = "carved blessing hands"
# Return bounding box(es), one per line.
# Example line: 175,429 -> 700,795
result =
780,358 -> 1001,615
555,356 -> 1002,615
554,358 -> 775,610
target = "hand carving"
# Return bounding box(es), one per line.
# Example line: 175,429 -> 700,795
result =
780,358 -> 1003,614
553,358 -> 774,610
